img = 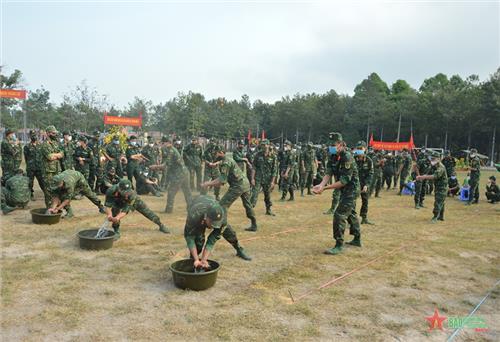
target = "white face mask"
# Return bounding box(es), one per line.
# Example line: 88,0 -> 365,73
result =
250,147 -> 255,152
430,160 -> 438,166
149,143 -> 154,147
130,141 -> 137,146
144,172 -> 149,177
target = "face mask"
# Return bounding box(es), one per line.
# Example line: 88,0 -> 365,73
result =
144,172 -> 149,177
60,138 -> 64,144
66,136 -> 72,141
113,140 -> 120,145
250,147 -> 255,152
451,176 -> 456,180
328,146 -> 337,155
292,148 -> 297,153
10,134 -> 17,141
130,141 -> 137,146
430,160 -> 438,166
353,149 -> 364,156
470,154 -> 476,158
149,143 -> 154,147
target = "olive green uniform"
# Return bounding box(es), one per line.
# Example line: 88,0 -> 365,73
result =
370,152 -> 383,197
468,156 -> 481,204
74,145 -> 93,182
399,154 -> 413,193
105,143 -> 124,177
24,142 -> 45,197
40,139 -> 63,208
281,149 -> 299,200
251,150 -> 278,212
1,138 -> 22,184
183,142 -> 204,191
201,141 -> 221,199
61,141 -> 75,171
100,170 -> 120,194
1,174 -> 30,210
126,143 -> 142,187
301,146 -> 317,195
431,162 -> 448,220
355,156 -> 373,220
414,153 -> 431,207
49,170 -> 103,212
163,146 -> 192,212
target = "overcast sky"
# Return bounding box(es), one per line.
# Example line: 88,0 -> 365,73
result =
2,0 -> 499,107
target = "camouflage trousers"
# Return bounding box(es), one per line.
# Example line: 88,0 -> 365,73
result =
27,168 -> 45,196
370,170 -> 383,197
75,165 -> 90,184
301,170 -> 315,193
251,177 -> 273,210
89,161 -> 102,191
383,171 -> 394,189
112,198 -> 162,231
327,188 -> 340,213
414,180 -> 427,206
42,172 -> 58,208
219,185 -> 256,223
65,183 -> 102,211
166,171 -> 192,211
359,190 -> 369,219
281,169 -> 299,198
1,186 -> 29,209
468,177 -> 480,203
333,190 -> 361,245
188,166 -> 203,192
201,166 -> 220,198
433,189 -> 447,219
127,163 -> 141,189
106,159 -> 124,178
399,169 -> 410,192
193,224 -> 241,253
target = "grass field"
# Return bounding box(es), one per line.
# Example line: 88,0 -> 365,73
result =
1,170 -> 499,341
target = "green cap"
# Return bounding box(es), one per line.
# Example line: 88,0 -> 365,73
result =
46,125 -> 58,134
207,203 -> 225,229
329,132 -> 343,143
356,140 -> 367,148
50,174 -> 64,191
213,145 -> 225,153
78,135 -> 88,143
430,151 -> 441,158
260,139 -> 270,145
284,140 -> 292,146
470,148 -> 478,154
118,179 -> 133,194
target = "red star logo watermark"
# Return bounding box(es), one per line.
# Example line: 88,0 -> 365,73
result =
426,308 -> 447,331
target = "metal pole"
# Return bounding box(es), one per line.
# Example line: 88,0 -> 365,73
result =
444,131 -> 448,151
424,134 -> 428,148
366,123 -> 370,144
491,126 -> 496,166
296,127 -> 299,145
396,113 -> 402,142
380,127 -> 383,141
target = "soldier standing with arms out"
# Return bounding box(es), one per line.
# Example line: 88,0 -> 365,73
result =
61,131 -> 75,171
466,148 -> 481,205
40,125 -> 64,208
250,139 -> 278,216
398,148 -> 413,195
103,136 -> 124,178
1,128 -> 22,184
201,146 -> 258,232
105,179 -> 170,239
280,140 -> 299,201
313,132 -> 362,255
184,195 -> 252,266
416,151 -> 448,223
354,141 -> 374,225
414,149 -> 430,209
47,169 -> 106,218
126,135 -> 145,188
24,130 -> 45,200
183,137 -> 204,192
1,169 -> 30,215
74,136 -> 93,184
163,138 -> 192,213
301,142 -> 318,196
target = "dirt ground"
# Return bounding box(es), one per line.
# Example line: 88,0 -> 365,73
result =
1,170 -> 499,341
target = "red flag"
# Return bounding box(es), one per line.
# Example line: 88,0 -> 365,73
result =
369,133 -> 374,146
409,133 -> 415,149
261,130 -> 265,140
247,129 -> 252,143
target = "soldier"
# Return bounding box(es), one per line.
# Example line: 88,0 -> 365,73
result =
1,169 -> 30,214
141,136 -> 158,172
136,166 -> 162,197
184,195 -> 251,267
441,150 -> 456,183
416,151 -> 447,223
23,130 -> 45,200
383,152 -> 395,190
201,138 -> 222,200
485,176 -> 500,203
250,139 -> 278,216
74,136 -> 93,183
104,179 -> 170,239
447,172 -> 460,197
393,152 -> 402,188
313,132 -> 361,255
354,141 -> 374,225
61,131 -> 75,171
232,140 -> 249,174
87,131 -> 102,191
103,136 -> 124,178
100,166 -> 121,194
163,138 -> 192,213
245,143 -> 257,183
398,148 -> 413,195
370,150 -> 384,197
201,146 -> 258,231
300,142 -> 318,196
47,169 -> 106,218
414,149 -> 431,209
1,128 -> 22,184
126,135 -> 146,188
40,125 -> 64,208
280,140 -> 299,201
183,137 -> 204,192
466,148 -> 481,205
159,136 -> 170,191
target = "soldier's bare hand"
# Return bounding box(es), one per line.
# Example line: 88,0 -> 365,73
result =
312,185 -> 324,194
193,259 -> 203,269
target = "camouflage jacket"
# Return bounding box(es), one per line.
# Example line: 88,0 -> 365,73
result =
355,156 -> 374,188
252,151 -> 278,182
74,145 -> 93,171
441,156 -> 456,178
432,162 -> 448,192
232,147 -> 247,171
23,142 -> 42,172
61,141 -> 75,170
183,143 -> 203,168
327,150 -> 360,195
218,155 -> 250,192
105,184 -> 138,213
163,146 -> 188,180
50,170 -> 90,200
469,156 -> 481,180
40,139 -> 63,174
283,149 -> 299,172
301,147 -> 317,171
126,144 -> 142,167
1,139 -> 22,173
5,174 -> 30,204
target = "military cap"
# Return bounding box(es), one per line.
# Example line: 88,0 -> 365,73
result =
63,131 -> 70,136
356,140 -> 367,148
50,174 -> 64,191
213,144 -> 225,153
78,135 -> 88,143
45,125 -> 58,134
5,128 -> 15,136
429,151 -> 441,158
329,132 -> 343,143
470,148 -> 478,154
161,136 -> 169,142
260,139 -> 270,145
489,175 -> 496,181
129,135 -> 137,140
118,179 -> 133,193
207,203 -> 225,229
284,140 -> 292,146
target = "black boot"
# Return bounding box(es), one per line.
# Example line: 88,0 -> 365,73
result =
288,189 -> 295,201
245,218 -> 258,232
235,246 -> 252,261
324,242 -> 343,255
265,207 -> 275,216
346,235 -> 362,247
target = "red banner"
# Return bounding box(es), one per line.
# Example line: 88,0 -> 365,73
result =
104,113 -> 142,127
369,133 -> 415,151
0,89 -> 27,99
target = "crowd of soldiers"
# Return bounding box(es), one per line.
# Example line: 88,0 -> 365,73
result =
1,126 -> 498,267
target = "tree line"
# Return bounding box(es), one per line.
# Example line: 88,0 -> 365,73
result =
1,66 -> 499,159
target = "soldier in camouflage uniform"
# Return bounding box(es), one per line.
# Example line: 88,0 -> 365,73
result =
74,136 -> 93,183
136,166 -> 162,197
383,152 -> 395,190
250,139 -> 278,216
246,143 -> 257,183
232,140 -> 249,175
61,131 -> 75,171
201,139 -> 221,200
87,131 -> 102,192
300,142 -> 317,196
354,141 -> 374,225
393,152 -> 402,188
141,136 -> 159,177
416,151 -> 448,223
369,150 -> 384,197
47,169 -> 106,218
1,128 -> 22,184
1,169 -> 30,214
202,146 -> 258,231
397,148 -> 413,195
466,148 -> 481,205
40,125 -> 64,208
103,136 -> 124,178
414,149 -> 431,209
441,150 -> 456,185
105,179 -> 170,239
313,132 -> 361,255
100,166 -> 121,194
280,140 -> 299,201
183,137 -> 204,192
485,176 -> 500,203
184,195 -> 251,267
126,135 -> 146,188
23,130 -> 45,200
162,138 -> 192,213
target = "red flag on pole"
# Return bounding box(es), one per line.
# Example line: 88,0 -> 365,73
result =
369,133 -> 374,146
261,130 -> 265,140
409,133 -> 415,150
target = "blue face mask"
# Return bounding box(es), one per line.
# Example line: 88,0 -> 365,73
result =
354,149 -> 364,156
328,146 -> 337,155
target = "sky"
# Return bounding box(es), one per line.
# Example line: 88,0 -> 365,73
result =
2,0 -> 499,108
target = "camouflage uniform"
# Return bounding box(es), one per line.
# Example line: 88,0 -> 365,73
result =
301,143 -> 317,196
251,144 -> 278,215
136,166 -> 162,196
442,155 -> 456,183
100,167 -> 121,194
382,154 -> 395,189
201,140 -> 221,199
414,152 -> 431,208
183,141 -> 204,191
61,140 -> 75,171
87,135 -> 102,191
369,152 -> 383,197
467,153 -> 481,204
431,161 -> 448,221
1,173 -> 30,211
163,145 -> 192,213
217,154 -> 257,230
40,130 -> 63,208
1,134 -> 22,184
104,141 -> 124,177
74,143 -> 93,182
23,137 -> 45,197
393,154 -> 402,188
280,145 -> 299,201
398,152 -> 413,194
355,154 -> 374,222
126,141 -> 142,187
232,145 -> 247,173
